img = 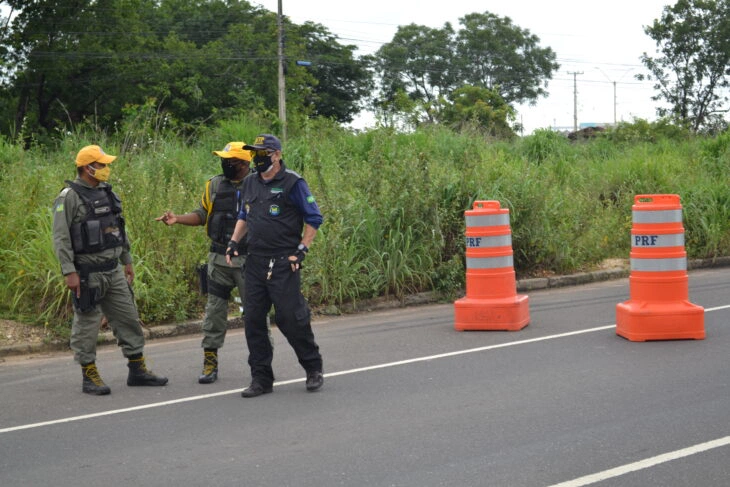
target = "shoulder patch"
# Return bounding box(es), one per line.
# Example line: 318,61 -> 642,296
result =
54,188 -> 71,212
306,195 -> 315,204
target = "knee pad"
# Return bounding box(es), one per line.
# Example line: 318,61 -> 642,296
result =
208,280 -> 233,300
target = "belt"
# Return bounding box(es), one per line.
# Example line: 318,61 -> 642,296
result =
210,241 -> 247,255
76,259 -> 118,275
210,242 -> 227,255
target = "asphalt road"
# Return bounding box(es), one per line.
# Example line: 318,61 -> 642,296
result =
1,268 -> 728,487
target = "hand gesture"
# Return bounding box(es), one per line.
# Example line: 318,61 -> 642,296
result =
155,211 -> 177,226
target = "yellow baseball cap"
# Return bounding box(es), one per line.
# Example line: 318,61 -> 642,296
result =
76,145 -> 117,167
212,142 -> 252,162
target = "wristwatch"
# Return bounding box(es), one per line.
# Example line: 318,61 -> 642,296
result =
297,243 -> 309,253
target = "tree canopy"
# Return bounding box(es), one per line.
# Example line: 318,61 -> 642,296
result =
639,0 -> 730,133
0,0 -> 371,143
371,11 -> 559,133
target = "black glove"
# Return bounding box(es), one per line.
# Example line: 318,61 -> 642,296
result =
292,243 -> 308,265
226,240 -> 239,258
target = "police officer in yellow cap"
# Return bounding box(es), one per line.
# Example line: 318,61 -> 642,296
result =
53,145 -> 168,395
157,142 -> 254,384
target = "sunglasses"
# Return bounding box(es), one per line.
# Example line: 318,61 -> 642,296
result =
253,149 -> 276,157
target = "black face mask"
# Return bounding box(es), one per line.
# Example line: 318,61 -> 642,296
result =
253,154 -> 273,174
221,159 -> 241,179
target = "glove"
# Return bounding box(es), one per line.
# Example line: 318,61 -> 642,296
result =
225,240 -> 239,258
290,243 -> 308,268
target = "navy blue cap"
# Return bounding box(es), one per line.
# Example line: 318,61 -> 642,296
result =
243,134 -> 282,152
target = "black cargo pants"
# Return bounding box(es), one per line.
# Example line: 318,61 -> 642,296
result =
244,254 -> 322,386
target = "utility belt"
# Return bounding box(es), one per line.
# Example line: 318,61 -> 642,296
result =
248,251 -> 293,260
209,241 -> 228,255
75,259 -> 118,277
210,241 -> 247,256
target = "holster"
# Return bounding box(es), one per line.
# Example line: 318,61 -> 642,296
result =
72,277 -> 99,313
71,260 -> 116,313
197,264 -> 209,295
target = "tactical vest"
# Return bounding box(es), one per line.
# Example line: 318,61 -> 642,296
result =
242,165 -> 303,256
207,177 -> 244,249
67,181 -> 127,255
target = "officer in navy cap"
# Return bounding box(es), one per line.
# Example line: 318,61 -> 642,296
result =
226,134 -> 324,397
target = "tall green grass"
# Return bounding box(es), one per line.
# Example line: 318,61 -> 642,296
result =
1,117 -> 728,330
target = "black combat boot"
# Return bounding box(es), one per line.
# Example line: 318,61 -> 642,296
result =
81,362 -> 111,395
126,354 -> 169,386
198,349 -> 218,384
305,370 -> 324,392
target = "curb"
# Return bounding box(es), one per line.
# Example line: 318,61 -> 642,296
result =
2,256 -> 729,359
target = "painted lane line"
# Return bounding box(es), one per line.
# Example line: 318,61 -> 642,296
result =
547,435 -> 730,487
542,302 -> 730,486
0,325 -> 615,434
324,325 -> 616,377
3,303 -> 728,435
705,304 -> 730,312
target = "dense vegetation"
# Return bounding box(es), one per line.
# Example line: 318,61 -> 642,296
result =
0,0 -> 563,145
1,116 -> 728,335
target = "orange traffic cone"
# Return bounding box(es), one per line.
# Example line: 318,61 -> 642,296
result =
616,194 -> 704,341
454,201 -> 529,331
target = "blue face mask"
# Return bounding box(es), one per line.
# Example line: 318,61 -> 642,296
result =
253,154 -> 273,174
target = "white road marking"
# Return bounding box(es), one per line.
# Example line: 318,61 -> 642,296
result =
547,436 -> 730,487
544,302 -> 730,487
706,304 -> 730,312
0,324 -> 614,434
2,301 -> 728,487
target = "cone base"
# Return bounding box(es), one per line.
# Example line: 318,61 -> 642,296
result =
454,295 -> 530,331
616,300 -> 705,341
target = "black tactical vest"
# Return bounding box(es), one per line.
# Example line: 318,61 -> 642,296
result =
242,164 -> 303,256
67,181 -> 127,255
206,177 -> 244,249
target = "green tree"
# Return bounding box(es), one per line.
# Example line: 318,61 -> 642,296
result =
440,85 -> 516,137
294,21 -> 372,123
0,0 -> 373,142
374,23 -> 457,123
639,0 -> 730,132
0,0 -> 166,142
372,12 -> 558,129
455,12 -> 559,106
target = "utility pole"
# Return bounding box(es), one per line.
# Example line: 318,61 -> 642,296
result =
277,0 -> 286,141
611,80 -> 616,125
568,71 -> 583,132
595,67 -> 617,125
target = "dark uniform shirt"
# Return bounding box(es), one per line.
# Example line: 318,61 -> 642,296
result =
193,174 -> 247,266
237,162 -> 323,256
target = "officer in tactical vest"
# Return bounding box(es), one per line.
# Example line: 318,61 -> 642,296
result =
52,145 -> 168,396
156,142 -> 253,384
226,134 -> 324,398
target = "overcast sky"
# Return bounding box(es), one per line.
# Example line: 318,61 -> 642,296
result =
253,0 -> 673,133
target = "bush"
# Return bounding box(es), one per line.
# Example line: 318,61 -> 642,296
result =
1,117 -> 729,330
